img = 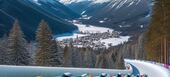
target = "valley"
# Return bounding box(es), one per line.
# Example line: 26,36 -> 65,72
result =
0,0 -> 170,77
56,20 -> 130,48
60,0 -> 150,36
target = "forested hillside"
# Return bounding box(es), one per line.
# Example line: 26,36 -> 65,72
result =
0,20 -> 126,69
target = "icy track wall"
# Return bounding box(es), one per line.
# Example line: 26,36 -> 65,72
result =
0,65 -> 131,77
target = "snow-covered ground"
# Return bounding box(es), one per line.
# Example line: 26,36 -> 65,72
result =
73,23 -> 113,33
57,33 -> 87,41
79,15 -> 92,20
56,22 -> 114,41
125,59 -> 170,77
99,36 -> 130,47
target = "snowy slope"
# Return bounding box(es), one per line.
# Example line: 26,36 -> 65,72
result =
0,0 -> 79,40
125,59 -> 170,77
74,23 -> 113,33
27,0 -> 80,19
60,0 -> 150,36
59,0 -> 86,5
58,0 -> 111,5
99,36 -> 130,47
57,33 -> 87,41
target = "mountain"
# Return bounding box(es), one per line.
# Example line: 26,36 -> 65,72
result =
0,0 -> 80,40
27,0 -> 80,19
59,0 -> 151,35
58,0 -> 111,14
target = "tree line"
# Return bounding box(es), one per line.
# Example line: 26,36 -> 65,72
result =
0,20 -> 62,66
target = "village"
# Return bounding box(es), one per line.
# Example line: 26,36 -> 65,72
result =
58,30 -> 120,49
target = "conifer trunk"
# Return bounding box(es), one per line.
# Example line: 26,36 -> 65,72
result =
161,37 -> 163,63
164,37 -> 166,64
162,0 -> 169,64
162,36 -> 169,64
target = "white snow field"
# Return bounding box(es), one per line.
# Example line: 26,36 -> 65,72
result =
125,59 -> 170,77
73,23 -> 113,33
56,23 -> 114,41
57,33 -> 87,41
99,36 -> 130,47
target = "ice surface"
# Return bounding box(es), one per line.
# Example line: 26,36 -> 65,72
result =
125,59 -> 170,77
0,65 -> 131,77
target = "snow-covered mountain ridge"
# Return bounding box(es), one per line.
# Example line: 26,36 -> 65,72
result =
0,0 -> 80,40
59,0 -> 143,6
58,0 -> 111,5
58,0 -> 151,36
59,0 -> 143,5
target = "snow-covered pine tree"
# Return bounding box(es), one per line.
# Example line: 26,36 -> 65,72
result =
0,34 -> 8,64
35,20 -> 61,66
0,47 -> 7,64
0,34 -> 8,46
7,20 -> 30,65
